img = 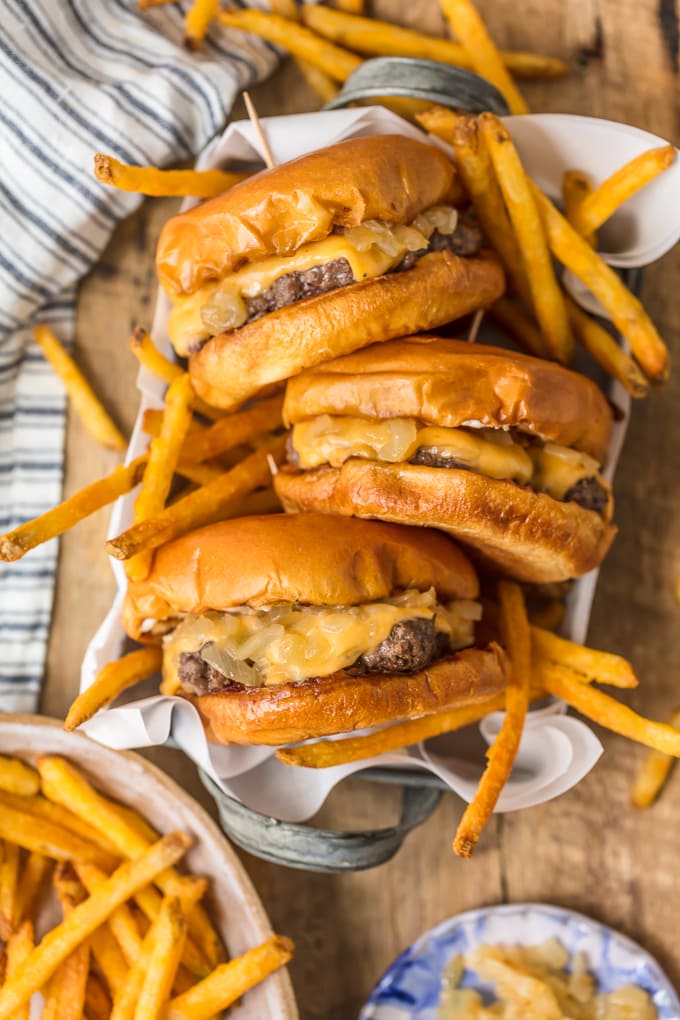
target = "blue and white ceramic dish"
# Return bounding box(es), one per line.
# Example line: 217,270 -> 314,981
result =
359,902 -> 680,1019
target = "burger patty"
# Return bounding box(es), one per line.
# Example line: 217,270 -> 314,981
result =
411,446 -> 609,516
177,617 -> 448,695
242,217 -> 484,324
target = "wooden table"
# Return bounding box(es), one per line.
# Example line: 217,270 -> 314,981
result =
41,2 -> 680,1016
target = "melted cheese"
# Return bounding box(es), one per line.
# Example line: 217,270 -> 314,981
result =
162,589 -> 481,692
291,416 -> 603,502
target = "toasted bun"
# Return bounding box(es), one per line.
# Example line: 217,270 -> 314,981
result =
284,336 -> 613,462
157,135 -> 461,297
189,250 -> 505,410
122,512 -> 478,641
274,462 -> 617,583
185,643 -> 508,745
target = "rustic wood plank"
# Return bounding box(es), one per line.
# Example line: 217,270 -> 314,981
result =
42,1 -> 680,1015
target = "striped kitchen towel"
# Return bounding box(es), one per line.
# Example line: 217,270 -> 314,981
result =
0,0 -> 278,712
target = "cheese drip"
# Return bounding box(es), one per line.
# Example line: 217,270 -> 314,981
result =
291,416 -> 603,502
163,588 -> 481,691
167,206 -> 458,354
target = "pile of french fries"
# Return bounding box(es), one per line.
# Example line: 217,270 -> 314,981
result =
0,753 -> 293,1018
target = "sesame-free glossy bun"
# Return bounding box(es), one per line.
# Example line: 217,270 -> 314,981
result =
122,512 -> 479,640
189,252 -> 505,411
187,643 -> 508,745
274,461 -> 617,584
156,135 -> 461,297
283,335 -> 613,462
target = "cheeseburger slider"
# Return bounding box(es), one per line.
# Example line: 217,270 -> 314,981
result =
123,513 -> 507,745
156,135 -> 504,410
275,337 -> 617,584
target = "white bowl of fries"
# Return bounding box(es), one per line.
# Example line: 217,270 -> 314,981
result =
0,715 -> 298,1020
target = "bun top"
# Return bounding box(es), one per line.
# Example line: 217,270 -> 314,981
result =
156,135 -> 460,297
123,512 -> 478,640
284,336 -> 613,462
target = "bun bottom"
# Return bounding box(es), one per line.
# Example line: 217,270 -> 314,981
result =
185,644 -> 508,745
274,461 -> 617,583
188,249 -> 504,410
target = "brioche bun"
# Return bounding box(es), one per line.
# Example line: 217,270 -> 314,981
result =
189,251 -> 505,410
283,335 -> 613,462
274,461 -> 617,583
156,135 -> 462,297
122,512 -> 479,642
189,644 -> 508,745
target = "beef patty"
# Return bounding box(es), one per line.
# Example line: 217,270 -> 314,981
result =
178,616 -> 448,695
411,446 -> 609,516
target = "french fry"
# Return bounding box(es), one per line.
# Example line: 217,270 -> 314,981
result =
32,325 -> 126,451
562,169 -> 596,246
14,854 -> 52,926
540,665 -> 680,756
134,898 -> 187,1020
450,117 -> 532,309
334,0 -> 364,11
175,462 -> 226,487
532,627 -> 638,688
415,105 -> 465,141
85,975 -> 112,1020
566,297 -> 649,398
0,841 -> 20,934
65,646 -> 163,731
527,599 -> 564,632
77,862 -> 144,968
270,0 -> 297,15
0,756 -> 39,796
571,145 -> 676,237
454,582 -> 530,857
184,0 -> 220,50
0,792 -> 119,856
166,935 -> 294,1020
278,694 -> 506,768
631,708 -> 680,808
179,394 -> 284,464
0,804 -> 117,869
530,182 -> 670,383
218,9 -> 362,81
142,408 -> 205,440
94,155 -> 246,199
0,832 -> 191,1020
5,922 -> 34,1020
106,439 -> 285,561
439,0 -> 528,114
52,865 -> 91,1020
300,5 -> 568,78
0,455 -> 147,563
38,759 -> 222,972
489,297 -> 548,358
126,374 -> 194,582
90,925 -> 130,997
478,113 -> 574,363
129,329 -> 224,421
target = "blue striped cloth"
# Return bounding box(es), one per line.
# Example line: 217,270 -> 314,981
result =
0,0 -> 277,711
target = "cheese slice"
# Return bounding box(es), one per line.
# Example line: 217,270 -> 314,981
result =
291,416 -> 603,502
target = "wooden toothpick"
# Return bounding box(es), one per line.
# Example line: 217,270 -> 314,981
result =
467,308 -> 485,344
243,90 -> 276,169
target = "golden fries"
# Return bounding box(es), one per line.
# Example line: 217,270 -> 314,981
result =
106,438 -> 284,561
454,582 -> 530,857
136,898 -> 187,1020
4,922 -> 34,1020
334,0 -> 364,11
300,5 -> 568,78
277,694 -> 506,768
540,665 -> 680,756
0,803 -> 117,869
440,0 -> 528,115
218,9 -> 362,81
32,325 -> 126,451
530,182 -> 670,383
479,114 -> 574,363
129,329 -> 224,421
0,792 -> 118,855
85,975 -> 112,1020
631,708 -> 680,808
127,374 -> 194,582
415,105 -> 464,141
14,854 -> 51,927
0,756 -> 39,796
0,456 -> 147,563
0,841 -> 19,935
0,832 -> 190,1020
532,627 -> 638,688
179,393 -> 283,464
571,144 -> 676,237
184,0 -> 220,50
566,297 -> 649,398
65,646 -> 163,731
94,155 -> 246,199
489,297 -> 548,358
52,865 -> 91,1020
166,935 -> 294,1020
563,169 -> 596,246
